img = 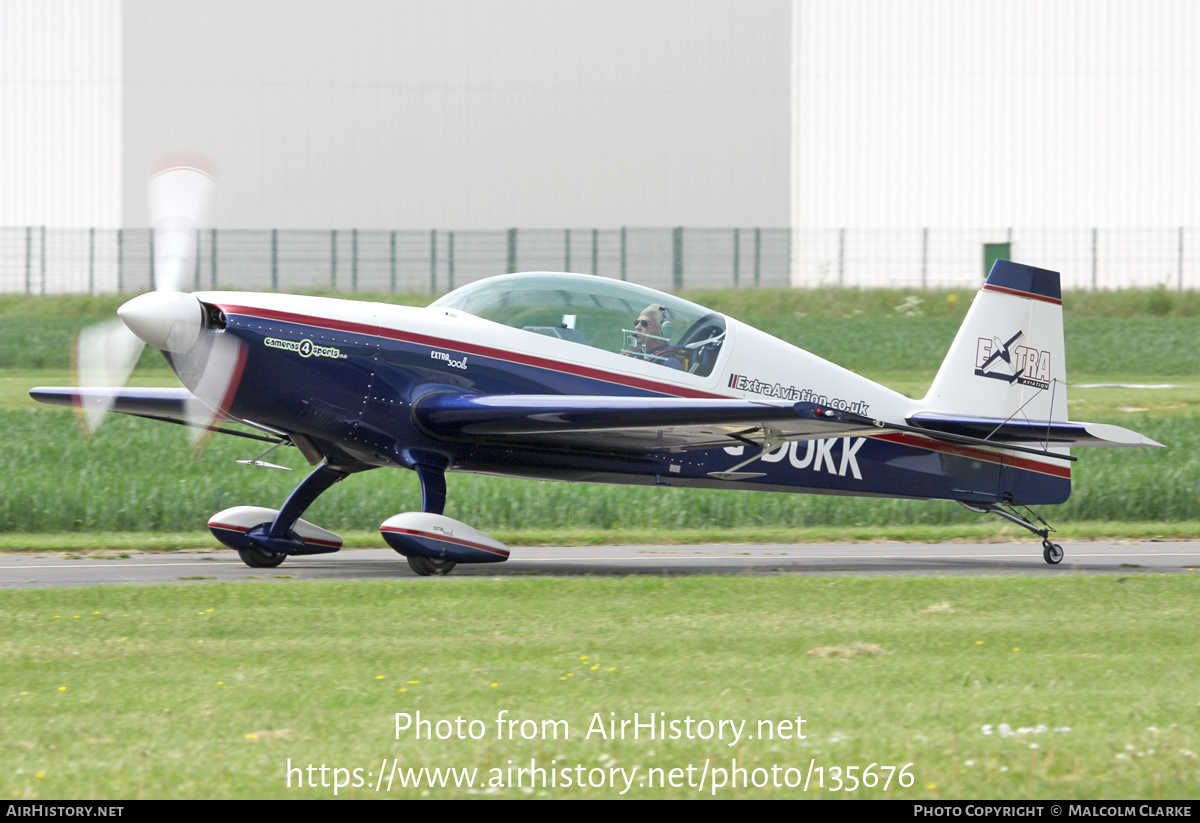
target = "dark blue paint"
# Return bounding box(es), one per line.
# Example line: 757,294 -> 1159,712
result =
215,310 -> 1070,507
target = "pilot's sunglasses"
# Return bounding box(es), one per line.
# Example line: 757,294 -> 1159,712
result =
635,319 -> 651,328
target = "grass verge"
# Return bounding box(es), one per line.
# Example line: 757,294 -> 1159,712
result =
2,575 -> 1197,799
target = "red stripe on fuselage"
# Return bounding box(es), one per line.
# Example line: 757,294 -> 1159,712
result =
874,432 -> 1071,479
217,302 -> 1071,479
214,302 -> 723,399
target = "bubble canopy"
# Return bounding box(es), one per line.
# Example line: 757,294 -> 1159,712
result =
430,272 -> 726,376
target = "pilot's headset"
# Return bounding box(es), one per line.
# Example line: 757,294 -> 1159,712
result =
642,304 -> 673,341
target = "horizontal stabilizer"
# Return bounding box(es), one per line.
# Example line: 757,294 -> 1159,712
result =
907,412 -> 1164,448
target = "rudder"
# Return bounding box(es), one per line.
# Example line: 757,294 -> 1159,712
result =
922,261 -> 1068,424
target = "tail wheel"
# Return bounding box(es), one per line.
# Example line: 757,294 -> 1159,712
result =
407,555 -> 456,576
237,545 -> 287,568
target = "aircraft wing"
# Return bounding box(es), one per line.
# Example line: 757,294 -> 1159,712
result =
28,386 -> 283,441
31,386 -> 197,419
414,394 -> 885,453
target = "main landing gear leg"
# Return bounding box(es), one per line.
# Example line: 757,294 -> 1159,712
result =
266,463 -> 350,539
415,462 -> 447,516
238,463 -> 349,568
960,500 -> 1064,565
403,463 -> 455,576
380,459 -> 511,576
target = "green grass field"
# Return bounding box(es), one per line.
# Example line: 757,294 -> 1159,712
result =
2,575 -> 1197,799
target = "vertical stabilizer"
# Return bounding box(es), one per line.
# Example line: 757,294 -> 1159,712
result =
922,261 -> 1068,424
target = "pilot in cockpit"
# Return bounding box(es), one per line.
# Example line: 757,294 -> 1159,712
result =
626,304 -> 684,370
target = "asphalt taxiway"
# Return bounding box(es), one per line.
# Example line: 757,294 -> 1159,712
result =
1,542 -> 1197,588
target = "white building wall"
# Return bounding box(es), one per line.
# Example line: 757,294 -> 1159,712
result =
0,0 -> 122,228
121,0 -> 792,230
791,0 -> 1200,287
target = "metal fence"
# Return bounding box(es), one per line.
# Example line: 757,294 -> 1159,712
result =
0,226 -> 1195,294
790,227 -> 1199,292
0,227 -> 791,295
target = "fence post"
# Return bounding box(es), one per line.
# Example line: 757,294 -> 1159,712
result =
448,230 -> 455,290
351,228 -> 358,292
507,228 -> 517,273
1091,227 -> 1098,290
271,229 -> 278,290
672,227 -> 683,289
1179,226 -> 1184,292
921,227 -> 928,289
390,230 -> 397,292
620,226 -> 627,280
755,227 -> 762,286
733,228 -> 740,287
430,228 -> 437,293
564,229 -> 571,271
591,228 -> 598,275
330,229 -> 338,290
210,228 -> 217,288
40,226 -> 45,294
837,228 -> 844,287
24,227 -> 31,294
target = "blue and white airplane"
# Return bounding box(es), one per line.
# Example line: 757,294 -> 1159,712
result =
31,158 -> 1162,573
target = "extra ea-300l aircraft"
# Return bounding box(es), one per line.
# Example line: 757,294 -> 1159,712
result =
31,157 -> 1162,574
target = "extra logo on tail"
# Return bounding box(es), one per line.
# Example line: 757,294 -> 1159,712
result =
974,331 -> 1052,390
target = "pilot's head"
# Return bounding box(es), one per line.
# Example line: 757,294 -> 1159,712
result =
636,304 -> 668,348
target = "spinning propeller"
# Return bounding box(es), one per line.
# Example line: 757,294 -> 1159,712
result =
72,153 -> 246,449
